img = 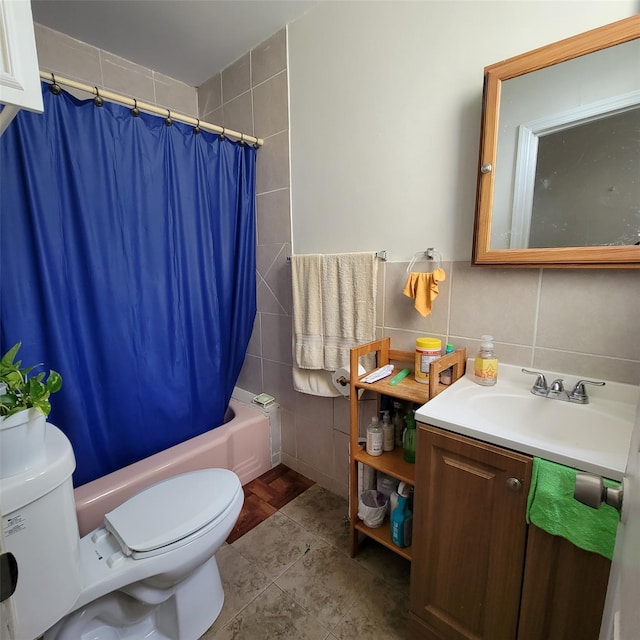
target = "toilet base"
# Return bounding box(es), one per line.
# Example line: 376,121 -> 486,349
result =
45,557 -> 224,640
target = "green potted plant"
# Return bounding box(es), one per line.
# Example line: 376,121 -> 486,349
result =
0,342 -> 63,478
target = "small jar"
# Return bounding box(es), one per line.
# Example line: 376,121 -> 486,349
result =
414,337 -> 442,384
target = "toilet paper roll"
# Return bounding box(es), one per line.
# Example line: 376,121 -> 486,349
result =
331,365 -> 366,399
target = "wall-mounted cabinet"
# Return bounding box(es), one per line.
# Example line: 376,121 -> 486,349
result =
0,0 -> 43,134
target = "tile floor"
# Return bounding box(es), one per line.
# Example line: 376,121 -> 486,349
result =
201,475 -> 410,639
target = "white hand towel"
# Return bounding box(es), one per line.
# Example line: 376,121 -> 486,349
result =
292,252 -> 377,396
292,254 -> 324,369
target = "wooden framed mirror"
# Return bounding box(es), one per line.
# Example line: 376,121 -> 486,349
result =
473,15 -> 640,268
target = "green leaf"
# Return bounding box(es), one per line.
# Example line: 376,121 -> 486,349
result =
30,399 -> 51,417
0,393 -> 18,416
0,343 -> 21,368
46,370 -> 63,393
26,378 -> 47,402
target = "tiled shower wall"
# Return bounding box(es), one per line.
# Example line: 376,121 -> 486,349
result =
33,25 -> 640,501
35,25 -> 198,115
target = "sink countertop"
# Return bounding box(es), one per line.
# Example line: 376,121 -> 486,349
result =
415,360 -> 639,481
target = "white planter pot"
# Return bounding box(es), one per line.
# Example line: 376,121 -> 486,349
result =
0,408 -> 47,478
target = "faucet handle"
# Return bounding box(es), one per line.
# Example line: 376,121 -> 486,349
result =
570,379 -> 605,404
549,378 -> 565,392
522,369 -> 548,395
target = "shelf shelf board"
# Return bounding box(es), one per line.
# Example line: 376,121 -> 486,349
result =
355,374 -> 437,405
355,518 -> 412,561
354,447 -> 415,485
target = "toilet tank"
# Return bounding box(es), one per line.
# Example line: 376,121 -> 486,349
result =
0,424 -> 82,640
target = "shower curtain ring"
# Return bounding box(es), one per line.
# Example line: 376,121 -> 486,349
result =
165,109 -> 173,126
239,132 -> 245,146
49,73 -> 62,95
93,87 -> 104,107
219,127 -> 226,141
193,118 -> 201,134
130,98 -> 140,117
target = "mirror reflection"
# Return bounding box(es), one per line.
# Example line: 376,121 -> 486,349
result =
491,38 -> 640,251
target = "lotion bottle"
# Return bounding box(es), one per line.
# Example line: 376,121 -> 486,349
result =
474,335 -> 498,386
381,410 -> 394,451
366,416 -> 383,456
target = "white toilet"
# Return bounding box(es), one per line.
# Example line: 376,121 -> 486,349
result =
0,424 -> 243,640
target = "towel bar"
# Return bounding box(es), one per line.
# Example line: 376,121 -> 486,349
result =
286,250 -> 387,263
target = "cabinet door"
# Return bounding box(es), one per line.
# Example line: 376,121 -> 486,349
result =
517,524 -> 611,640
0,0 -> 43,124
409,425 -> 531,640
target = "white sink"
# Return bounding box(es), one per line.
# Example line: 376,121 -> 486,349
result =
415,360 -> 639,480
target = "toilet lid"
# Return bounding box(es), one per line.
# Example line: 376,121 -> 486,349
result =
104,468 -> 240,555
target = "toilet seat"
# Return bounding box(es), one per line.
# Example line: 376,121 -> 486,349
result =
104,469 -> 239,559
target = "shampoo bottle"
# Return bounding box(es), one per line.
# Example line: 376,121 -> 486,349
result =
474,335 -> 498,386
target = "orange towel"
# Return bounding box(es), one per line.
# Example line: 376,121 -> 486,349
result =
402,268 -> 446,317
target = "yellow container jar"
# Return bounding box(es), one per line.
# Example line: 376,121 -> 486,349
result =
414,337 -> 442,384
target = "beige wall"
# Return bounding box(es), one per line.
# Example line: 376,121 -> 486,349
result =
33,8 -> 640,500
231,3 -> 640,498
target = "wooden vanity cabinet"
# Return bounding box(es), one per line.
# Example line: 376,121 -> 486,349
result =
408,424 -> 612,640
517,524 -> 611,640
408,424 -> 532,640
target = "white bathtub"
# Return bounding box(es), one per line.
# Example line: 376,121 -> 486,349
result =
74,398 -> 272,536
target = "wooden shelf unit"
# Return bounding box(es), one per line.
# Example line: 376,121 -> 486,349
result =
348,337 -> 466,559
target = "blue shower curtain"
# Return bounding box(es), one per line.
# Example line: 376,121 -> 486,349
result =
0,84 -> 257,486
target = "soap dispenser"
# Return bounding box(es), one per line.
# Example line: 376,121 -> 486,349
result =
474,335 -> 498,386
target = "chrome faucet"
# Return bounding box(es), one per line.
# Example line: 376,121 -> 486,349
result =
522,369 -> 605,404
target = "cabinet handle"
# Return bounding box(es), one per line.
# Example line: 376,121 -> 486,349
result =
506,477 -> 522,491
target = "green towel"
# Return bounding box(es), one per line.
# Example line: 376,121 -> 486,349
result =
526,457 -> 620,560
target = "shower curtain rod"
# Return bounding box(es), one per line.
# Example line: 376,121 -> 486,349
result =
39,71 -> 264,147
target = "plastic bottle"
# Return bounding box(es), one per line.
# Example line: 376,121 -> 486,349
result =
440,343 -> 454,385
392,401 -> 405,448
366,416 -> 383,456
381,410 -> 394,451
403,410 -> 416,464
391,494 -> 413,548
474,335 -> 498,386
414,337 -> 442,384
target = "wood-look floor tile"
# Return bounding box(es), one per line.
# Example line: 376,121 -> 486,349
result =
226,493 -> 277,543
226,465 -> 314,543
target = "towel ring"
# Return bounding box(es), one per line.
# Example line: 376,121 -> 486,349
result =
406,248 -> 443,273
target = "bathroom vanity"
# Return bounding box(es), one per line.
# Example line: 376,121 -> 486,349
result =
409,363 -> 637,640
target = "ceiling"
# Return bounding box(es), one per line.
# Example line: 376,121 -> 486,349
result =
31,0 -> 318,87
